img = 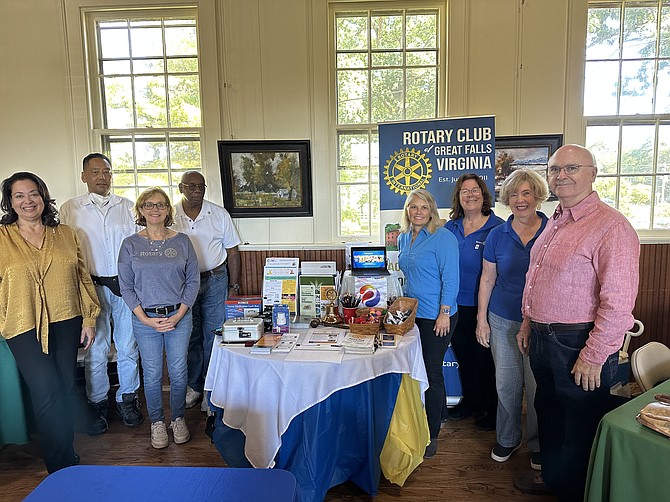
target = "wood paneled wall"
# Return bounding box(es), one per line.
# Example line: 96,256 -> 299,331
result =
239,244 -> 670,349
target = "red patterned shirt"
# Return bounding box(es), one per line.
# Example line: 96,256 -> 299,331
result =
522,191 -> 640,365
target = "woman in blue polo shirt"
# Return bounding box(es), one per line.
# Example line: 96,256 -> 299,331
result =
475,169 -> 548,468
398,189 -> 459,459
445,174 -> 503,431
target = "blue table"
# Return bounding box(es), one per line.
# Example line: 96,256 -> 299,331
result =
24,465 -> 299,502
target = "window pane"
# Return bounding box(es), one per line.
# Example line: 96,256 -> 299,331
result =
133,59 -> 164,74
134,76 -> 167,127
594,176 -> 617,206
654,174 -> 670,228
336,15 -> 368,51
103,76 -> 134,128
165,26 -> 197,56
620,60 -> 654,115
372,51 -> 402,66
137,171 -> 170,187
338,133 -> 369,168
339,184 -> 372,235
406,50 -> 437,66
622,6 -> 657,59
371,14 -> 402,50
658,124 -> 670,173
167,57 -> 198,73
371,68 -> 403,122
584,61 -> 619,115
620,125 -> 654,175
102,60 -> 131,74
661,6 -> 670,57
135,137 -> 167,170
587,7 -> 621,60
656,60 -> 670,113
168,75 -> 201,127
406,68 -> 437,119
337,53 -> 367,68
170,136 -> 202,170
586,125 -> 619,175
108,138 -> 134,171
100,27 -> 129,58
619,175 -> 652,229
130,27 -> 163,57
337,69 -> 369,124
113,186 -> 138,201
406,13 -> 437,49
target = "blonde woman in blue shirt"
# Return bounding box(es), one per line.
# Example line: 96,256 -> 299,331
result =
398,188 -> 459,459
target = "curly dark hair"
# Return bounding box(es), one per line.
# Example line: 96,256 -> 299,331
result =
448,173 -> 493,220
0,172 -> 59,227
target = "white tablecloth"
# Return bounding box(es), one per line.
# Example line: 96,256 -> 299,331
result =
204,325 -> 427,468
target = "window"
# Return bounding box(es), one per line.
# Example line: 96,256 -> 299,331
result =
86,9 -> 203,200
332,6 -> 442,237
584,0 -> 670,230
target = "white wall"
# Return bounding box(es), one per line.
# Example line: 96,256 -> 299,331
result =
0,0 -> 587,245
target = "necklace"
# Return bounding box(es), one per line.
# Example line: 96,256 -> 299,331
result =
144,229 -> 170,252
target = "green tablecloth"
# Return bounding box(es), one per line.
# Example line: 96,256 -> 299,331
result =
0,337 -> 29,446
585,379 -> 670,502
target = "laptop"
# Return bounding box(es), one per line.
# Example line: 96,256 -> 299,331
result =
350,246 -> 390,277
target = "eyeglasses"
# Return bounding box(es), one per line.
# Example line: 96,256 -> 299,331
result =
141,202 -> 168,210
181,183 -> 207,190
459,188 -> 482,196
547,164 -> 593,176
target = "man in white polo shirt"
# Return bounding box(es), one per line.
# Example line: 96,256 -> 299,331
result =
60,153 -> 143,434
173,171 -> 242,411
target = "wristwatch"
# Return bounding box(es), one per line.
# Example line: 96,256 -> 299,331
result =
229,284 -> 240,292
441,307 -> 450,315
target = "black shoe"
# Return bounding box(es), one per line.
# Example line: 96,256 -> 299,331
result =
530,451 -> 542,471
87,399 -> 109,436
423,438 -> 438,459
474,413 -> 496,432
117,393 -> 144,427
205,414 -> 215,440
513,474 -> 553,495
73,452 -> 80,465
447,404 -> 472,421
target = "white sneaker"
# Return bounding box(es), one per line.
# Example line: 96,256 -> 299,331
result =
151,421 -> 169,449
170,417 -> 191,444
185,387 -> 202,409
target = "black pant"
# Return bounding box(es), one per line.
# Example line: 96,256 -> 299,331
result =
530,323 -> 619,501
7,317 -> 81,473
416,313 -> 458,439
450,305 -> 497,417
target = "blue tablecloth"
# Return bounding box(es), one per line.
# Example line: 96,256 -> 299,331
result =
25,465 -> 300,502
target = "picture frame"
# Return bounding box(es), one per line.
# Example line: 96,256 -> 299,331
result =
494,134 -> 563,201
218,140 -> 313,218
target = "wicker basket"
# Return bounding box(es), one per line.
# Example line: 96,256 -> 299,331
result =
383,297 -> 418,335
348,319 -> 381,336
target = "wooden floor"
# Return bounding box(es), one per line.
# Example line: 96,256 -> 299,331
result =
0,392 -> 555,501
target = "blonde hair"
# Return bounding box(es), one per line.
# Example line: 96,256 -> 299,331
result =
499,169 -> 549,207
134,187 -> 174,227
400,189 -> 444,234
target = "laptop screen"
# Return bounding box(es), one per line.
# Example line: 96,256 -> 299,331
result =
351,247 -> 386,270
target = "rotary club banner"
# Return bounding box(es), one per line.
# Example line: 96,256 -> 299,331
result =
379,115 -> 496,210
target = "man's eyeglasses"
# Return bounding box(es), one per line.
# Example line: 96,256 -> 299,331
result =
460,188 -> 482,196
547,164 -> 593,176
141,202 -> 168,210
181,183 -> 207,190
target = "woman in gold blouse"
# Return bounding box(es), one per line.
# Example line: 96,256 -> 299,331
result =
0,172 -> 100,473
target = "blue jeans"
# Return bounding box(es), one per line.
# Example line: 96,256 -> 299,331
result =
85,285 -> 140,403
488,312 -> 538,451
133,310 -> 192,423
187,271 -> 228,392
530,322 -> 619,501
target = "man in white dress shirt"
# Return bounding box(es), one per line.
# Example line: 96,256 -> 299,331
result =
173,171 -> 242,411
60,153 -> 143,434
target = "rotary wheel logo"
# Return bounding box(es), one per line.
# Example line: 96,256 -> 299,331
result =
164,248 -> 178,258
384,148 -> 432,195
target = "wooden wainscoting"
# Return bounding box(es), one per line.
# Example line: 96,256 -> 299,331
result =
239,243 -> 670,350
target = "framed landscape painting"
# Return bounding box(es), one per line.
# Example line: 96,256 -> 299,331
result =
218,140 -> 313,218
494,134 -> 563,200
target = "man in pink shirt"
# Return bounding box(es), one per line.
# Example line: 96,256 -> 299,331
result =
513,145 -> 639,500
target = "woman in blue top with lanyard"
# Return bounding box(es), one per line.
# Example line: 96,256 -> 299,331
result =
398,188 -> 459,459
476,169 -> 548,468
445,173 -> 503,431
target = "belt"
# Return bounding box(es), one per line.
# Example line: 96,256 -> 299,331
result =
90,275 -> 122,297
200,261 -> 227,279
530,321 -> 594,332
143,304 -> 181,316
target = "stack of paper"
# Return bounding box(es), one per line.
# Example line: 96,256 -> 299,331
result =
293,328 -> 344,351
341,332 -> 376,355
272,333 -> 300,353
250,334 -> 282,355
